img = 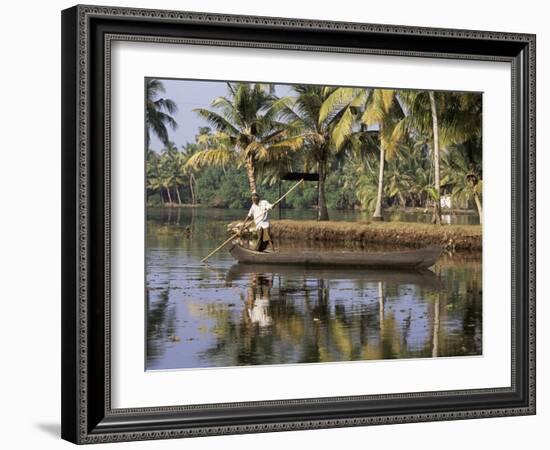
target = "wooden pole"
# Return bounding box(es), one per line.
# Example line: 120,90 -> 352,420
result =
200,179 -> 304,263
270,178 -> 304,209
200,222 -> 248,263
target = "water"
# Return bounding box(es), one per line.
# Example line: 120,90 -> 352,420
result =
304,208 -> 479,225
146,208 -> 482,370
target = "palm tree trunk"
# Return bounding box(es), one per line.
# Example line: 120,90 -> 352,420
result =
474,192 -> 483,225
372,144 -> 385,221
429,91 -> 442,225
189,174 -> 195,205
244,155 -> 257,194
175,185 -> 182,205
378,281 -> 385,355
166,187 -> 172,204
317,158 -> 329,221
399,192 -> 406,208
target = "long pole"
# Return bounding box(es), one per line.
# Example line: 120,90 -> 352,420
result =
200,216 -> 250,263
269,178 -> 304,209
200,179 -> 304,263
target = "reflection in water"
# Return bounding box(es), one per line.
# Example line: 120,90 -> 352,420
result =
246,274 -> 273,328
145,208 -> 482,370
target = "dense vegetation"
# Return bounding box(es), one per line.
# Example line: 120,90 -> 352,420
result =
146,80 -> 482,223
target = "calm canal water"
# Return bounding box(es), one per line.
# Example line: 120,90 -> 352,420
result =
146,208 -> 482,370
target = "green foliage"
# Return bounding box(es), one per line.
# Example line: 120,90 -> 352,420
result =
146,83 -> 483,220
442,138 -> 483,210
192,166 -> 281,209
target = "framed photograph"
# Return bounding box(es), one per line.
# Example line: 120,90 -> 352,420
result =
61,4 -> 536,444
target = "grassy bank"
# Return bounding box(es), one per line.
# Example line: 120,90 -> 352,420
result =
270,220 -> 482,251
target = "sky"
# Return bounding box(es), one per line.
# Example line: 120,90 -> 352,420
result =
148,79 -> 291,152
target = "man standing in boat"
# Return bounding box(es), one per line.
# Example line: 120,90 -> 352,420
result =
246,192 -> 275,252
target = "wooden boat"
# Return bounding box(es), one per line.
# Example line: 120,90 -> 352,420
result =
229,242 -> 443,270
225,263 -> 442,290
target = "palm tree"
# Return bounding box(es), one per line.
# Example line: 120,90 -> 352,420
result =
441,139 -> 483,223
398,90 -> 446,223
159,143 -> 177,204
146,149 -> 163,203
196,126 -> 213,152
187,83 -> 303,194
162,142 -> 197,205
408,143 -> 437,209
148,157 -> 173,205
385,158 -> 415,208
180,143 -> 200,205
170,151 -> 189,205
428,91 -> 442,224
280,85 -> 367,220
361,89 -> 405,220
146,79 -> 178,148
355,159 -> 381,212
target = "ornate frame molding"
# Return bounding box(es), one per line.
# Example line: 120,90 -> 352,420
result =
61,4 -> 536,444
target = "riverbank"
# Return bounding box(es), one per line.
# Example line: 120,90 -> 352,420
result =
270,220 -> 482,251
147,202 -> 201,208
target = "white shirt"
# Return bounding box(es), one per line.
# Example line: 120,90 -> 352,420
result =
248,200 -> 273,229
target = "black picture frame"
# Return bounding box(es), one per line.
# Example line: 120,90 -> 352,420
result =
61,4 -> 536,444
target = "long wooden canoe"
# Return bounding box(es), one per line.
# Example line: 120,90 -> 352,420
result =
225,263 -> 442,290
229,242 -> 443,269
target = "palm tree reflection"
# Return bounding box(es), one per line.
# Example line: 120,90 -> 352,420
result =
146,262 -> 482,368
432,294 -> 440,357
206,266 -> 453,366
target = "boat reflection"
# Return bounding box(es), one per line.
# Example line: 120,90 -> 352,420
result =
226,263 -> 443,291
